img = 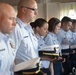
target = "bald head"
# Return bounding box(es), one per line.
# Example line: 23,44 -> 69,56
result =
18,0 -> 37,9
17,0 -> 38,24
0,2 -> 15,16
0,2 -> 16,34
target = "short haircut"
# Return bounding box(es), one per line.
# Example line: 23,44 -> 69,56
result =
72,19 -> 76,25
18,0 -> 36,9
61,16 -> 72,24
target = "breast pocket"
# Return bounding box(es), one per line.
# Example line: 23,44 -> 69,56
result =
23,36 -> 29,47
23,36 -> 32,54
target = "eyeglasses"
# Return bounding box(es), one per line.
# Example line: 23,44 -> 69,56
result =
20,6 -> 38,12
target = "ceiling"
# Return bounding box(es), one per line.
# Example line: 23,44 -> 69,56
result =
0,0 -> 76,6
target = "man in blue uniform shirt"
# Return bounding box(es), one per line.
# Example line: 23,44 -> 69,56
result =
57,16 -> 73,75
11,0 -> 47,75
0,2 -> 16,75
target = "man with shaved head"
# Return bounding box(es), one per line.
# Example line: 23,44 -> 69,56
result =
0,2 -> 16,75
11,0 -> 47,75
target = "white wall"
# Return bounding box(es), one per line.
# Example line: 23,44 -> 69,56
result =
13,3 -> 60,21
13,2 -> 76,21
37,3 -> 60,21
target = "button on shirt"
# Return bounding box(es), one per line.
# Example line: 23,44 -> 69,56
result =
11,18 -> 38,64
0,33 -> 16,75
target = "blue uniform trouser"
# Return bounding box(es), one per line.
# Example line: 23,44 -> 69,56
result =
62,55 -> 71,75
53,62 -> 62,75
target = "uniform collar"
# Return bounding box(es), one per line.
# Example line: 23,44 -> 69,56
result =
17,17 -> 28,28
0,32 -> 10,42
35,34 -> 41,40
17,17 -> 32,31
49,32 -> 56,37
60,28 -> 70,34
3,34 -> 10,42
0,32 -> 5,41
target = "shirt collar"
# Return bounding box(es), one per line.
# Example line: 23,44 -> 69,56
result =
49,32 -> 56,37
0,32 -> 5,41
60,28 -> 70,34
17,17 -> 27,28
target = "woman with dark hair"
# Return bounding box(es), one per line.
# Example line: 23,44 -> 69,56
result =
30,18 -> 50,75
31,18 -> 59,75
44,17 -> 62,75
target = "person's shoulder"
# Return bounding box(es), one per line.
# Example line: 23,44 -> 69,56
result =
15,23 -> 21,30
67,30 -> 72,34
13,23 -> 28,35
46,32 -> 52,38
57,29 -> 64,36
0,36 -> 7,50
44,33 -> 52,41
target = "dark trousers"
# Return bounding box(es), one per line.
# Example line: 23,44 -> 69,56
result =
53,62 -> 62,75
41,68 -> 50,75
62,55 -> 71,75
70,54 -> 76,68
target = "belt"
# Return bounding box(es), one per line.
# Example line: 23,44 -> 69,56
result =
41,68 -> 49,70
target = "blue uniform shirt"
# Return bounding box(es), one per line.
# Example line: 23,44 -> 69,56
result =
44,32 -> 62,75
68,30 -> 76,45
44,32 -> 62,56
35,35 -> 50,68
11,18 -> 38,64
0,33 -> 16,75
57,28 -> 72,45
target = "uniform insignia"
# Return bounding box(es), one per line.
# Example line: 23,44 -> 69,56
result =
10,41 -> 15,49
